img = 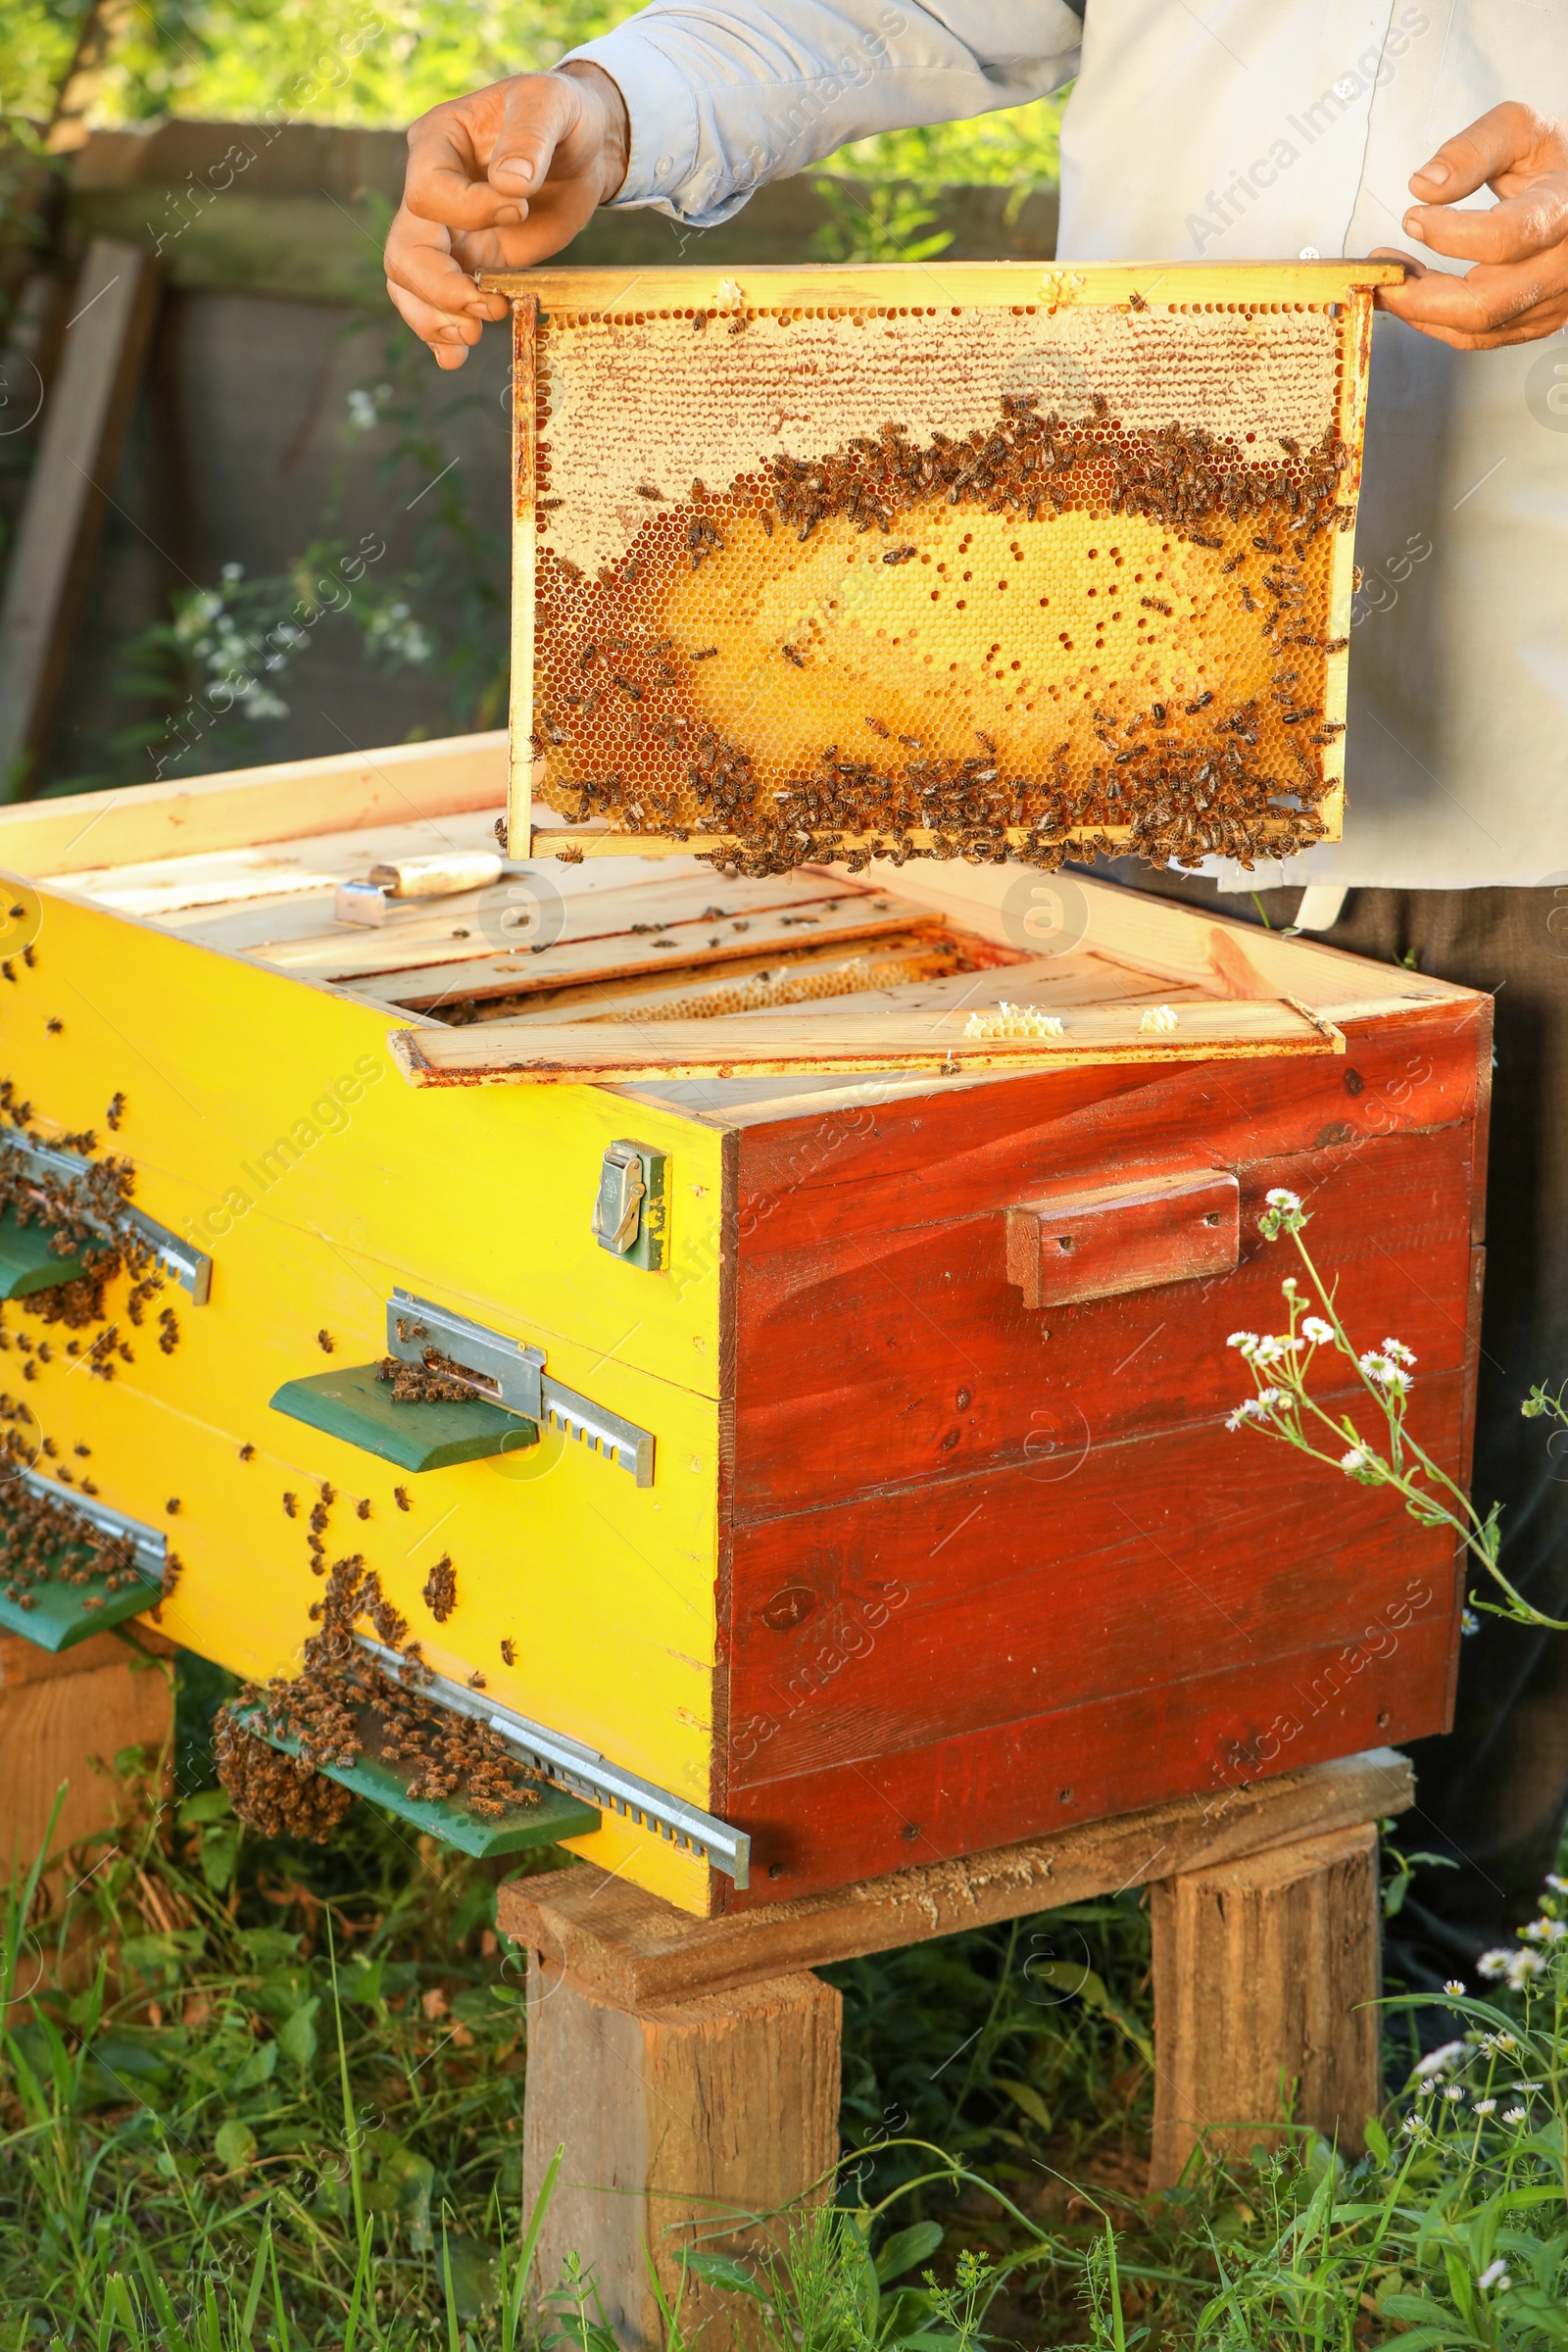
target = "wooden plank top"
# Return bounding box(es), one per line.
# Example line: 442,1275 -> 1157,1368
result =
0,729 -> 507,878
391,994 -> 1344,1087
498,1747 -> 1413,2004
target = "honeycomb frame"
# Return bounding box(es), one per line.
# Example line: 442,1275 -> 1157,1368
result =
482,262 -> 1402,875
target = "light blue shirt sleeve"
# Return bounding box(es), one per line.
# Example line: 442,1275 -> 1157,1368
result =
564,3 -> 1083,226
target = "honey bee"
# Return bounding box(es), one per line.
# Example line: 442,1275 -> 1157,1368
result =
394,1486 -> 412,1512
782,645 -> 807,667
693,646 -> 718,662
46,1018 -> 62,1033
166,1497 -> 180,1515
356,1498 -> 371,1521
501,1639 -> 516,1666
636,482 -> 664,500
238,1444 -> 255,1461
1128,289 -> 1149,313
317,1330 -> 335,1354
22,944 -> 35,969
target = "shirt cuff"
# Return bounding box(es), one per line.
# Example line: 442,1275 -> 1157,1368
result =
564,30 -> 718,220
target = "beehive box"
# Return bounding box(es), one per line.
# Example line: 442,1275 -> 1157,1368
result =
0,738 -> 1486,1915
488,261 -> 1401,872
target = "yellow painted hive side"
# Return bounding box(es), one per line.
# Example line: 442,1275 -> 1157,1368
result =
0,889 -> 726,1912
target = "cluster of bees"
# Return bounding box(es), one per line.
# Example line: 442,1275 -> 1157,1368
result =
536,393 -> 1354,875
0,1438 -> 151,1614
421,1552 -> 457,1623
212,1714 -> 355,1842
374,1352 -> 476,1404
0,1080 -> 175,1362
218,1522 -> 537,1838
765,397 -> 1348,545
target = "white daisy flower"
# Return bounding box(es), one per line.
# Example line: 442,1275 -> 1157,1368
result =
1340,1448 -> 1368,1473
1381,1339 -> 1417,1365
1502,2105 -> 1528,2125
1301,1316 -> 1336,1345
1412,2039 -> 1467,2079
1444,1980 -> 1467,1997
1472,2096 -> 1496,2115
1265,1189 -> 1301,1212
1479,2259 -> 1510,2291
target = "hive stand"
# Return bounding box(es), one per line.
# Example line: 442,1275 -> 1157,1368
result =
499,1748 -> 1412,2349
0,1625 -> 172,1884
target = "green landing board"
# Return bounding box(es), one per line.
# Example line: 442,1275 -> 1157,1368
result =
0,1538 -> 158,1651
232,1704 -> 600,1859
0,1203 -> 88,1300
270,1363 -> 538,1472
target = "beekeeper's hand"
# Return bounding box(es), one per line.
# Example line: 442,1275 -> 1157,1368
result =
385,65 -> 628,368
1375,102 -> 1568,348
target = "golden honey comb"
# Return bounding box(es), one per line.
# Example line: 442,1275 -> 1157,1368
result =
486,263 -> 1400,874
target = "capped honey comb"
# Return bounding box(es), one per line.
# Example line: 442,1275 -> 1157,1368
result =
485,263 -> 1401,874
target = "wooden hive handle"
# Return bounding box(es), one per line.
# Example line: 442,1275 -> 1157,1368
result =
1004,1168 -> 1240,1310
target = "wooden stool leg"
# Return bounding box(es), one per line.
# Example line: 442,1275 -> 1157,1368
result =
0,1634 -> 172,1880
523,1957 -> 841,2352
1149,1821 -> 1381,2189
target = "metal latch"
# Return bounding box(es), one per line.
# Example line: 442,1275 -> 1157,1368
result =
386,1288 -> 656,1485
0,1131 -> 212,1302
592,1140 -> 668,1270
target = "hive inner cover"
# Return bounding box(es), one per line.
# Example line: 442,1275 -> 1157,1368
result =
519,270 -> 1375,873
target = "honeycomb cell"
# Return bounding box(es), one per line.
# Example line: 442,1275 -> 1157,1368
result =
517,277 -> 1368,874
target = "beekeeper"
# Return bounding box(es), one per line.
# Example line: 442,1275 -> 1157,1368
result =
383,5 -> 1568,2010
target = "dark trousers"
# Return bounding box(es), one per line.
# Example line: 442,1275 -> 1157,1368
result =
1108,868 -> 1568,1989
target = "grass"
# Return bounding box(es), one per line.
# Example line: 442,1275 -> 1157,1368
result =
2,1650 -> 1567,2346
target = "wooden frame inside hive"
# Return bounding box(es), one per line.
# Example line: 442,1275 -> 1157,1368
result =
485,261 -> 1401,873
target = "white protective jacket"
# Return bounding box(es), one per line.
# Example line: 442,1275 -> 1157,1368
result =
569,2 -> 1568,888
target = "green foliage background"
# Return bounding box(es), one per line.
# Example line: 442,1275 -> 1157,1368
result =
1,0 -> 1065,187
